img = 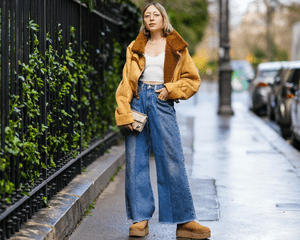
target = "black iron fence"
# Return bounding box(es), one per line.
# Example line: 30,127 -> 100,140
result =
0,0 -> 136,238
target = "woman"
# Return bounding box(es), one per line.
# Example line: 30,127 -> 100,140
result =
115,2 -> 211,239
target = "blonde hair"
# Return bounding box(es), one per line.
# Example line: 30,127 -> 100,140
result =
140,2 -> 174,37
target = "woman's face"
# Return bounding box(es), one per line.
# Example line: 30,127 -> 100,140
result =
143,5 -> 164,34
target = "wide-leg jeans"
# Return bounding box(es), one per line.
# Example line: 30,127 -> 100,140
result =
125,82 -> 196,224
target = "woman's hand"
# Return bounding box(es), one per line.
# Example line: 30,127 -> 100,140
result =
123,122 -> 136,131
155,87 -> 169,101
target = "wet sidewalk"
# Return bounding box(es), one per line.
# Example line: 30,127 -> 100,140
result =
68,81 -> 300,240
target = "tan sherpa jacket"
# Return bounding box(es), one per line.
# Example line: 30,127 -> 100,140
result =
115,30 -> 201,126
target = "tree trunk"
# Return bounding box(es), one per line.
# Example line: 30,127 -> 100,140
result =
264,0 -> 274,61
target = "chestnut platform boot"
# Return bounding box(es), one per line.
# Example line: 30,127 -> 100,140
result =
176,221 -> 211,239
129,220 -> 149,237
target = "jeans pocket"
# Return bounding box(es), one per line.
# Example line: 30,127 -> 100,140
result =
157,96 -> 167,102
156,96 -> 175,115
156,92 -> 168,102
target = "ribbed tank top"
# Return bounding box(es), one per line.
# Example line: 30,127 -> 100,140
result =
139,52 -> 165,83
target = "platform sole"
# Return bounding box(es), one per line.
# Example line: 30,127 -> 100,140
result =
129,225 -> 149,237
176,229 -> 211,239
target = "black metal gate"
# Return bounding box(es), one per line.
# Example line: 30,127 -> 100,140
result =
0,0 -> 123,238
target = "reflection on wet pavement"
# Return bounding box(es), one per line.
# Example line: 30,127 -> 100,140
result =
175,80 -> 300,240
70,81 -> 300,240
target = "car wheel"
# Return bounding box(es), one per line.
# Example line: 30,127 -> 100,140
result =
253,108 -> 262,116
266,101 -> 275,120
274,105 -> 281,124
291,132 -> 300,150
280,125 -> 291,139
256,106 -> 267,116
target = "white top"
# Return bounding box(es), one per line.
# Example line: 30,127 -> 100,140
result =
139,52 -> 165,83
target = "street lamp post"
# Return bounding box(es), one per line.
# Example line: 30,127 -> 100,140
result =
218,0 -> 234,115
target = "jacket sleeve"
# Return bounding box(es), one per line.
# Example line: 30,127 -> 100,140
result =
164,48 -> 201,100
115,42 -> 135,126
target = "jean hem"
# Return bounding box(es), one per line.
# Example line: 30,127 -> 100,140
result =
127,217 -> 152,222
158,218 -> 196,225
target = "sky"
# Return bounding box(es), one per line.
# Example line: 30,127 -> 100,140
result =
232,0 -> 252,13
230,0 -> 300,26
230,0 -> 252,26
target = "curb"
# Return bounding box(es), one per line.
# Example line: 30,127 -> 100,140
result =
248,110 -> 300,176
11,144 -> 125,240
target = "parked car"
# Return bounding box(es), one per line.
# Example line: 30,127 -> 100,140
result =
267,61 -> 300,120
248,61 -> 286,114
231,60 -> 255,91
266,68 -> 286,120
275,65 -> 300,138
291,76 -> 300,149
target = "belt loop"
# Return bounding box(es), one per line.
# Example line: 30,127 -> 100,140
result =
155,84 -> 162,91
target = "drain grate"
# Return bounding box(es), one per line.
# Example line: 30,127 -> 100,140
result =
276,203 -> 300,211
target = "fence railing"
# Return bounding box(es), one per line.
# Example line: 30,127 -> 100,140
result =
0,0 -> 125,238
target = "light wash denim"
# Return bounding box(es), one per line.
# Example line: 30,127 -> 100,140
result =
125,81 -> 196,224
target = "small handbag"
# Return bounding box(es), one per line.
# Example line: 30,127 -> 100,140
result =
131,110 -> 148,132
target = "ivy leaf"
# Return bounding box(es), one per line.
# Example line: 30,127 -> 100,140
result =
0,180 -> 4,188
5,126 -> 10,133
22,191 -> 30,197
41,68 -> 47,74
41,124 -> 48,132
79,0 -> 95,12
1,164 -> 6,171
41,163 -> 47,169
21,172 -> 27,179
5,181 -> 15,194
42,196 -> 49,207
50,161 -> 56,168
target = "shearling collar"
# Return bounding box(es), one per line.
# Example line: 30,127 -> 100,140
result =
131,30 -> 188,83
131,30 -> 188,54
